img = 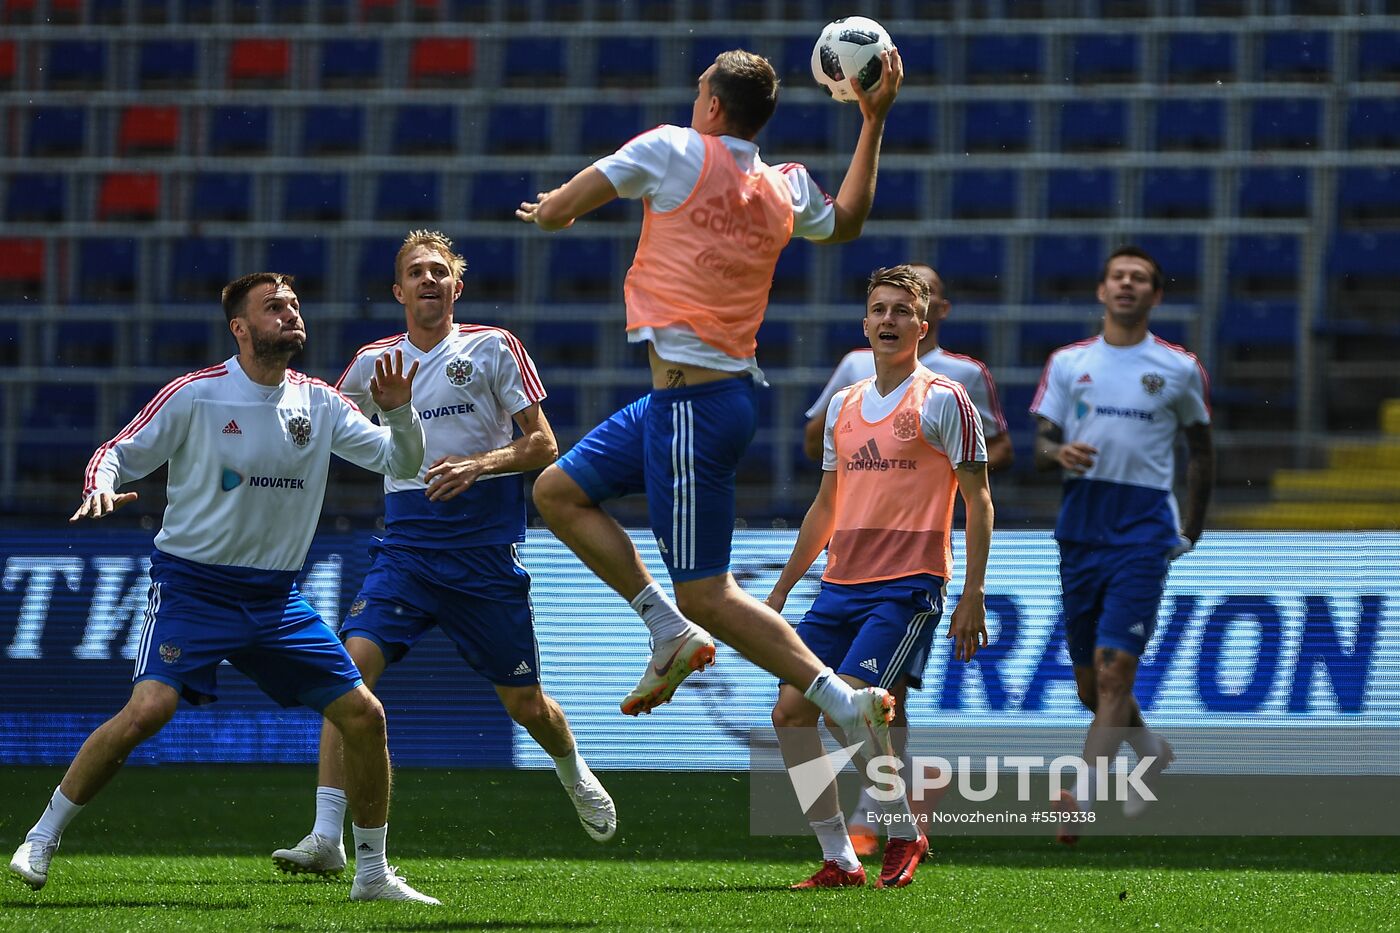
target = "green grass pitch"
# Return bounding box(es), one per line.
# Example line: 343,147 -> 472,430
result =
1,766 -> 1395,931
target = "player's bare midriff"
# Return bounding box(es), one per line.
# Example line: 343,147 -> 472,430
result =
646,344 -> 745,390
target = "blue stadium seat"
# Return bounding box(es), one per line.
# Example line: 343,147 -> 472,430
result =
1155,99 -> 1224,151
27,107 -> 85,156
1238,166 -> 1310,218
823,317 -> 866,359
1019,320 -> 1095,367
578,103 -> 645,156
77,238 -> 139,303
264,238 -> 328,300
938,236 -> 1005,301
1260,31 -> 1331,82
1337,166 -> 1400,226
527,321 -> 602,368
46,41 -> 106,89
548,239 -> 616,301
338,318 -> 399,355
458,238 -> 517,300
1250,99 -> 1321,150
1071,33 -> 1138,83
1165,32 -> 1236,82
871,170 -> 922,222
778,35 -> 815,86
21,384 -> 100,464
685,36 -> 752,74
771,238 -> 813,303
950,169 -> 1018,220
320,38 -> 381,87
1228,235 -> 1300,297
503,37 -> 566,87
966,34 -> 1043,83
391,104 -> 456,154
763,103 -> 831,152
51,321 -> 118,367
283,172 -> 345,221
1357,31 -> 1400,82
170,238 -> 233,302
837,236 -> 912,301
595,37 -> 658,88
4,173 -> 65,222
756,320 -> 795,367
299,105 -> 363,155
1218,301 -> 1298,351
1141,167 -> 1212,219
373,172 -> 441,221
354,237 -> 403,302
963,100 -> 1033,153
468,170 -> 531,222
1059,100 -> 1128,151
208,106 -> 271,155
1136,234 -> 1201,301
1328,231 -> 1400,294
138,40 -> 198,88
895,34 -> 943,86
938,321 -> 988,362
1046,168 -> 1116,219
191,173 -> 253,222
1031,234 -> 1102,302
881,101 -> 936,153
138,318 -> 217,368
486,104 -> 549,154
539,384 -> 578,430
1346,98 -> 1400,148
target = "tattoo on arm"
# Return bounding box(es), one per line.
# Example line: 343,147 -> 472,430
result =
665,369 -> 687,389
1034,417 -> 1064,472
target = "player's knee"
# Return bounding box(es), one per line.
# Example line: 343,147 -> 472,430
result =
1095,672 -> 1132,706
502,688 -> 549,727
531,465 -> 575,517
332,691 -> 387,743
122,695 -> 177,740
771,700 -> 818,730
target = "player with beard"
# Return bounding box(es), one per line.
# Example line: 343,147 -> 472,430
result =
8,273 -> 440,905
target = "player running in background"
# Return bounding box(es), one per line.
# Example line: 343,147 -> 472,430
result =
802,261 -> 1011,855
272,232 -> 615,879
9,274 -> 439,904
516,48 -> 907,752
766,266 -> 992,889
1031,246 -> 1214,841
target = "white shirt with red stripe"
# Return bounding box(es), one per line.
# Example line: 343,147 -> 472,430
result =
334,324 -> 546,548
84,356 -> 424,572
805,346 -> 1008,439
822,366 -> 987,471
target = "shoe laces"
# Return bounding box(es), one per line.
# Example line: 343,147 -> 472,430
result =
572,778 -> 610,814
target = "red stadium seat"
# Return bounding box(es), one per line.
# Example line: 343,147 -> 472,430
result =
0,40 -> 14,88
98,173 -> 160,220
228,38 -> 291,87
3,0 -> 36,24
118,106 -> 180,154
409,37 -> 475,86
50,0 -> 80,21
0,238 -> 44,297
360,0 -> 397,20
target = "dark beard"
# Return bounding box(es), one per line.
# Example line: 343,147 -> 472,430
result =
249,328 -> 305,363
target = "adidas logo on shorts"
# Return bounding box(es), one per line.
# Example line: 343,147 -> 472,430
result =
859,658 -> 879,675
512,661 -> 532,676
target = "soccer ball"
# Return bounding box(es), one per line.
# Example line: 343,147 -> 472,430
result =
811,16 -> 893,103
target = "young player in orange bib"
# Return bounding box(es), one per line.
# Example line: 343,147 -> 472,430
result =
766,266 -> 994,889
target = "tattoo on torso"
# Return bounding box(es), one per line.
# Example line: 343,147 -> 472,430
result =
665,369 -> 687,388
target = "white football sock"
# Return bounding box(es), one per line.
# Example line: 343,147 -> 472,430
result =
28,787 -> 83,842
351,823 -> 389,884
804,667 -> 857,724
849,786 -> 880,828
551,746 -> 586,787
875,792 -> 921,841
312,786 -> 347,843
629,583 -> 691,644
809,813 -> 861,871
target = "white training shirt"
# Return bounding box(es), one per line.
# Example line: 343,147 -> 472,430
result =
83,356 -> 424,572
806,346 -> 1009,439
822,367 -> 988,471
335,324 -> 547,548
1030,333 -> 1211,547
594,124 -> 837,378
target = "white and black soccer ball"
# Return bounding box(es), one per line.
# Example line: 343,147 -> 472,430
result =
811,16 -> 893,103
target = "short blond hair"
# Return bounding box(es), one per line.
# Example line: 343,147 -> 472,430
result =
395,229 -> 466,283
866,265 -> 931,318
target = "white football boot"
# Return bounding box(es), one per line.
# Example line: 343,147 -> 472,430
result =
272,832 -> 346,877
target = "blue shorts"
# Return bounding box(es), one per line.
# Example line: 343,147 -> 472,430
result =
134,551 -> 362,712
1059,542 -> 1172,666
795,576 -> 945,691
339,542 -> 540,687
557,376 -> 757,583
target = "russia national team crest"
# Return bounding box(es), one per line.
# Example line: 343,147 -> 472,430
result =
287,415 -> 312,447
1141,372 -> 1165,396
159,643 -> 181,664
446,357 -> 474,386
349,599 -> 367,617
892,409 -> 920,441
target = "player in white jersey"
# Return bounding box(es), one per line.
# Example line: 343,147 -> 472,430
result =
519,49 -> 907,765
9,273 -> 440,905
272,232 -> 615,878
1030,246 -> 1214,840
804,263 -> 1012,472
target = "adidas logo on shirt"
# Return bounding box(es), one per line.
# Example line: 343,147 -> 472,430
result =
847,438 -> 918,472
222,420 -> 242,435
1076,373 -> 1093,384
512,661 -> 532,677
859,658 -> 880,675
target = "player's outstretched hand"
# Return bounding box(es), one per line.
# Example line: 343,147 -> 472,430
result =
424,455 -> 484,502
70,491 -> 138,522
946,596 -> 988,663
517,188 -> 572,227
764,588 -> 790,615
1056,440 -> 1098,475
369,349 -> 420,412
853,46 -> 903,123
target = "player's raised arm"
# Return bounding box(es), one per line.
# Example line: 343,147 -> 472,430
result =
330,350 -> 425,481
820,47 -> 903,245
517,167 -> 620,232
